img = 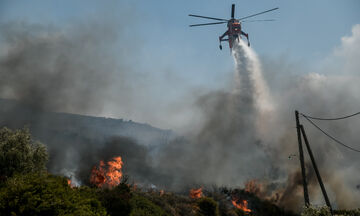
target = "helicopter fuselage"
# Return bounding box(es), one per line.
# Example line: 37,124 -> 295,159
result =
228,19 -> 241,35
227,19 -> 242,48
219,19 -> 249,50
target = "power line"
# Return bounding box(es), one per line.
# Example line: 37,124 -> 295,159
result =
301,114 -> 360,153
301,112 -> 360,121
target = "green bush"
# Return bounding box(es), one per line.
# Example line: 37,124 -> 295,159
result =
333,209 -> 360,216
0,127 -> 48,181
301,206 -> 331,216
145,192 -> 194,216
0,173 -> 107,216
130,194 -> 169,216
302,206 -> 360,216
98,183 -> 132,216
196,197 -> 219,216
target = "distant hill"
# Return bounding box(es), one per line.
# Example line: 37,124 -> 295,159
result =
0,98 -> 172,147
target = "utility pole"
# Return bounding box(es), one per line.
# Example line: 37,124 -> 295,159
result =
300,125 -> 333,212
295,110 -> 310,206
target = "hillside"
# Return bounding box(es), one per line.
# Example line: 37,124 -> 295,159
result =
0,98 -> 173,184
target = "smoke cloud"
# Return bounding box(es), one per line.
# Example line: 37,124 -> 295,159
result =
0,22 -> 119,113
154,40 -> 275,190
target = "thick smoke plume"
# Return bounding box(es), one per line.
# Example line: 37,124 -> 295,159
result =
155,40 -> 276,190
0,22 -> 120,113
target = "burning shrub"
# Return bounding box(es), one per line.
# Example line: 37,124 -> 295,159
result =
190,187 -> 203,199
218,187 -> 297,216
231,199 -> 251,214
90,156 -> 123,188
0,127 -> 48,181
0,173 -> 106,216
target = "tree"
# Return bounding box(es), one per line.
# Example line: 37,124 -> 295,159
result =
0,173 -> 107,216
0,127 -> 48,180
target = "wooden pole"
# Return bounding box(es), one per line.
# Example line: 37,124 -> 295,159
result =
300,125 -> 333,212
295,110 -> 310,206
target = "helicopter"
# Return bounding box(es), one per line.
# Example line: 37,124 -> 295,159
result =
189,4 -> 278,51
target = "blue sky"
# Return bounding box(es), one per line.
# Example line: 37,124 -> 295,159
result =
1,0 -> 359,127
2,0 -> 359,78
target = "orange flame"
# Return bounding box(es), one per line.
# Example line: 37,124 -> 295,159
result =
67,179 -> 73,188
90,156 -> 123,188
232,199 -> 251,213
67,178 -> 76,188
189,187 -> 202,199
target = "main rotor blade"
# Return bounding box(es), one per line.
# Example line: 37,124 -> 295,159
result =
231,4 -> 235,19
189,22 -> 227,27
238,7 -> 279,21
241,19 -> 275,23
189,14 -> 228,21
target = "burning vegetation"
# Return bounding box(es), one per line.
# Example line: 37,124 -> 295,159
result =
67,178 -> 74,188
231,198 -> 252,213
90,156 -> 123,188
189,187 -> 203,199
4,127 -> 360,215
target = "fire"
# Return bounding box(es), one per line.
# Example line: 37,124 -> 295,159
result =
231,199 -> 251,213
67,179 -> 74,188
90,156 -> 123,188
189,187 -> 202,199
67,178 -> 76,188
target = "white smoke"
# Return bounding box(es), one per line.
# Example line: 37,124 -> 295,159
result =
61,168 -> 81,187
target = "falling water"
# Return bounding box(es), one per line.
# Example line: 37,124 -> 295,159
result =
232,39 -> 276,141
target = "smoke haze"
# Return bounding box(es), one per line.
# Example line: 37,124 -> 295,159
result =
0,15 -> 359,212
0,22 -> 119,113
